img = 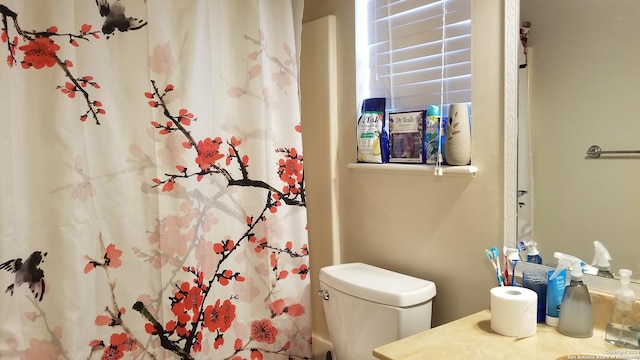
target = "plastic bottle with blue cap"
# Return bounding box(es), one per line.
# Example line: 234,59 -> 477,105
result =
519,240 -> 542,264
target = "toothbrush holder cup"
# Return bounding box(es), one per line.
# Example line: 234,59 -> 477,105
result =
522,269 -> 548,323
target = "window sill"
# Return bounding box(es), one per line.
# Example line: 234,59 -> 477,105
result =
347,163 -> 477,177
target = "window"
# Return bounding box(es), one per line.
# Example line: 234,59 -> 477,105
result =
356,0 -> 472,114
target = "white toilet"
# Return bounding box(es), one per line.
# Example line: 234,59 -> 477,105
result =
318,262 -> 437,360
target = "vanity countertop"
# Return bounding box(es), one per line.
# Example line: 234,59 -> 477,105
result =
373,292 -> 636,360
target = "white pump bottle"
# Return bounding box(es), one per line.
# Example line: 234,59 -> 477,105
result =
605,269 -> 639,348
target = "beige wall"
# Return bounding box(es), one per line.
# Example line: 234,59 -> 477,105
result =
300,13 -> 341,359
521,0 -> 640,273
302,0 -> 505,357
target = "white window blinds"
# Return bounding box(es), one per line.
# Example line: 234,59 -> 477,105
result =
356,0 -> 472,113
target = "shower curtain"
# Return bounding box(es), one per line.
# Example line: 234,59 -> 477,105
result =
0,1 -> 311,359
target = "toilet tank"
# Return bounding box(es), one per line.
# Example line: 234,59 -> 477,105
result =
319,263 -> 436,360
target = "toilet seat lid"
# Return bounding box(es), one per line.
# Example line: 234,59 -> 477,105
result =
319,262 -> 436,307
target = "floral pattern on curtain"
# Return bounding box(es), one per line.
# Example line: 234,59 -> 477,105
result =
0,1 -> 310,359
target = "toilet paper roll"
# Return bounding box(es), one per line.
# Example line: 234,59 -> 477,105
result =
490,286 -> 537,338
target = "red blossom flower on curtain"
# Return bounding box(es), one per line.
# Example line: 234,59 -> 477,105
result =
144,215 -> 191,265
178,108 -> 194,126
234,338 -> 243,351
203,299 -> 236,333
174,281 -> 204,317
19,37 -> 60,69
269,299 -> 305,317
22,338 -> 60,360
88,324 -> 139,359
95,314 -> 114,326
213,333 -> 224,349
161,180 -> 174,192
269,298 -> 296,316
195,240 -> 220,278
230,136 -> 243,147
101,332 -> 136,360
88,339 -> 104,351
192,331 -> 203,353
84,241 -> 123,273
233,276 -> 260,303
101,345 -> 123,359
144,322 -> 158,335
149,42 -> 176,75
271,70 -> 292,91
268,193 -> 282,214
80,23 -> 93,35
170,300 -> 194,337
95,307 -> 125,326
277,148 -> 303,196
251,349 -> 264,360
105,243 -> 122,268
278,157 -> 302,184
251,318 -> 278,344
292,263 -> 309,280
71,180 -> 95,201
114,333 -> 136,350
226,86 -> 244,98
195,137 -> 225,170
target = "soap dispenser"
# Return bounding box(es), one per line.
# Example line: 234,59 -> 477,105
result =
553,252 -> 593,338
605,269 -> 640,349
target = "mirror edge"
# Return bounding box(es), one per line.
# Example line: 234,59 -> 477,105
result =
504,0 -> 519,251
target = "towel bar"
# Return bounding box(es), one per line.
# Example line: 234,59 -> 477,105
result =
586,145 -> 640,158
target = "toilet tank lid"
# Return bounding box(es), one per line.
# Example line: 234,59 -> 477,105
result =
319,263 -> 436,307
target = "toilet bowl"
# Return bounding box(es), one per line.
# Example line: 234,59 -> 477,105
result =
318,262 -> 436,360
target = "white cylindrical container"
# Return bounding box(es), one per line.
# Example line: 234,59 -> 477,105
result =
444,103 -> 471,165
